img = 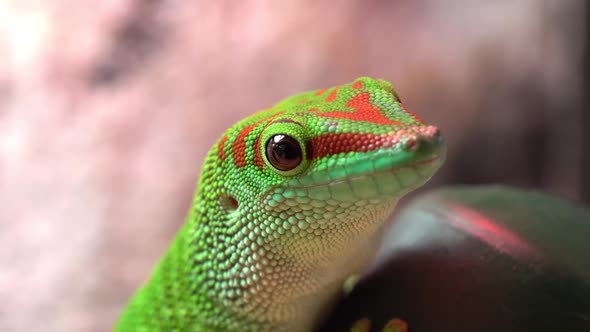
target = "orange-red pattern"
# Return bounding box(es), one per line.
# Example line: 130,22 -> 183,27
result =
309,132 -> 401,159
325,87 -> 339,102
352,80 -> 364,89
218,135 -> 228,160
232,112 -> 285,168
318,92 -> 402,126
232,120 -> 266,167
314,88 -> 328,96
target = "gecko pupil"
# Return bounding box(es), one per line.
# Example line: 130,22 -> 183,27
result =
266,134 -> 302,171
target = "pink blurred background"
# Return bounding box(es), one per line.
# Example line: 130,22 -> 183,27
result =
0,1 -> 587,331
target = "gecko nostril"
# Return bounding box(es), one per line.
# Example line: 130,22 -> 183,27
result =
425,125 -> 441,138
404,137 -> 420,151
402,125 -> 443,152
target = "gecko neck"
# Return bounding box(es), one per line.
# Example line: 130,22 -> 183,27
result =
181,194 -> 398,331
118,178 -> 399,332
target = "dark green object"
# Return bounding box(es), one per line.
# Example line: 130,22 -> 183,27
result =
317,185 -> 590,332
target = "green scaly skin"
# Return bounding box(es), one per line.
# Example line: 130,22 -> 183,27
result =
115,77 -> 445,332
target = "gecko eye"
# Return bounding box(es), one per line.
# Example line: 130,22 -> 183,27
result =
265,134 -> 303,171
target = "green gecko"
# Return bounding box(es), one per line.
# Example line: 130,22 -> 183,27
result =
115,77 -> 445,332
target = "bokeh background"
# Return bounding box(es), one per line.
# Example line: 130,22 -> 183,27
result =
1,1 -> 588,331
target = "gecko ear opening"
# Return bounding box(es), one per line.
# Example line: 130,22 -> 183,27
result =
220,194 -> 239,210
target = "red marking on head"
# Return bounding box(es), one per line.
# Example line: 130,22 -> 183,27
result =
399,103 -> 424,124
308,132 -> 400,159
326,87 -> 339,102
352,80 -> 364,89
314,88 -> 328,96
218,135 -> 228,160
232,121 -> 264,167
232,112 -> 285,168
317,92 -> 401,125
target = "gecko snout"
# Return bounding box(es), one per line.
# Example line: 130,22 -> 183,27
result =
401,125 -> 443,152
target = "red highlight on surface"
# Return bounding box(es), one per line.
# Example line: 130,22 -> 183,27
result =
446,203 -> 539,258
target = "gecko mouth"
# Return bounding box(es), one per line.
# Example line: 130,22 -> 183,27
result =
299,155 -> 441,188
300,155 -> 443,202
288,134 -> 445,202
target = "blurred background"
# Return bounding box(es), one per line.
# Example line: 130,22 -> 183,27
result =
0,1 -> 587,331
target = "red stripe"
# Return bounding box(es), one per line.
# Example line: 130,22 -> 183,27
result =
218,135 -> 228,160
314,88 -> 328,96
308,132 -> 400,160
232,112 -> 285,168
232,119 -> 267,167
325,87 -> 339,102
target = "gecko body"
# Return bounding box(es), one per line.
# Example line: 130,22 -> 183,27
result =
116,77 -> 445,331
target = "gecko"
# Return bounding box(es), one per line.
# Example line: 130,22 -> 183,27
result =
115,77 -> 445,332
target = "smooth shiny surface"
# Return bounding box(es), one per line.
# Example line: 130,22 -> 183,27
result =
317,185 -> 590,332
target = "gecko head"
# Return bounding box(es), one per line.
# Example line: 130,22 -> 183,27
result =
213,76 -> 446,260
205,77 -> 445,322
257,77 -> 446,208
